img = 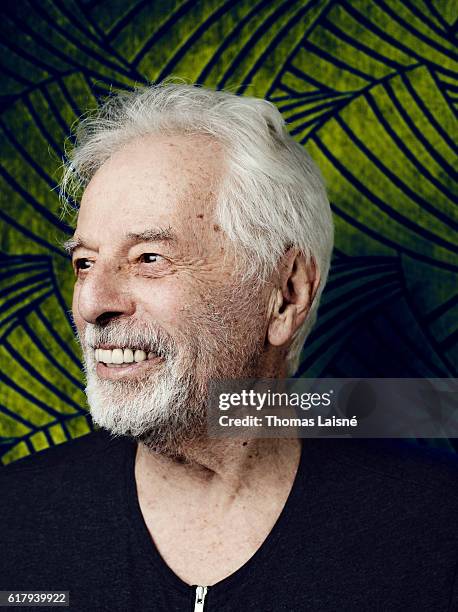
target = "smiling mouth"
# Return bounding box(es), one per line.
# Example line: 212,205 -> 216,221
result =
92,346 -> 165,378
94,347 -> 159,366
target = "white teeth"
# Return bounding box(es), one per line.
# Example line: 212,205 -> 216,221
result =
123,348 -> 134,363
112,348 -> 124,364
94,347 -> 151,364
134,349 -> 146,362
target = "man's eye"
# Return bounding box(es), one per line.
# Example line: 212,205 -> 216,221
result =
139,253 -> 162,264
74,258 -> 93,271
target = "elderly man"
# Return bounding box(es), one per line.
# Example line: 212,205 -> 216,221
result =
1,83 -> 457,612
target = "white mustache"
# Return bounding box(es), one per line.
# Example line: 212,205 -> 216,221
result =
83,320 -> 177,358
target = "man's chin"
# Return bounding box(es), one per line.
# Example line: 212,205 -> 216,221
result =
89,408 -> 207,459
85,370 -> 208,456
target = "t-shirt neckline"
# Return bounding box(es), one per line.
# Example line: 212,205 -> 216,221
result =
122,435 -> 308,602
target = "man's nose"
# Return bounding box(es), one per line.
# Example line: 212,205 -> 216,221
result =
76,264 -> 135,325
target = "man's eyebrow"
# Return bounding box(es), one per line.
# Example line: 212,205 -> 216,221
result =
62,236 -> 82,256
62,226 -> 178,257
125,226 -> 178,244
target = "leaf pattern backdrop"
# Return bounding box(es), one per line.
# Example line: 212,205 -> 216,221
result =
0,0 -> 456,465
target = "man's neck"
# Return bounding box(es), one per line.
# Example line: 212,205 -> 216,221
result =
134,436 -> 302,585
135,436 -> 301,499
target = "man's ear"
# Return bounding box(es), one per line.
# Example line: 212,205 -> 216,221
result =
267,249 -> 320,348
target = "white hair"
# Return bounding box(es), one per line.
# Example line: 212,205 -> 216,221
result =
60,80 -> 334,375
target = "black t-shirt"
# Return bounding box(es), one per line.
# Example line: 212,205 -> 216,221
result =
1,430 -> 457,611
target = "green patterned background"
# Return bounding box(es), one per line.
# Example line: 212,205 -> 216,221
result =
0,0 -> 457,465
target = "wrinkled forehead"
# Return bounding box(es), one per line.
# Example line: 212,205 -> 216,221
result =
76,133 -> 226,252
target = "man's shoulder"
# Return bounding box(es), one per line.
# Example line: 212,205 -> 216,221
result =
0,429 -> 132,508
308,438 -> 458,501
1,428 -> 126,474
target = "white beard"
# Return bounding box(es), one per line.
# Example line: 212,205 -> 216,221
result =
85,356 -> 197,440
80,321 -> 210,456
77,280 -> 267,456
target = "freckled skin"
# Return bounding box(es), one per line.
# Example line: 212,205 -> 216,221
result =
72,134 -> 254,340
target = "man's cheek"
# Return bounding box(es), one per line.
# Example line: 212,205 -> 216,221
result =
130,278 -> 198,327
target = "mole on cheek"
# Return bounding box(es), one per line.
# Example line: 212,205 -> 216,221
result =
213,224 -> 220,232
196,213 -> 204,219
